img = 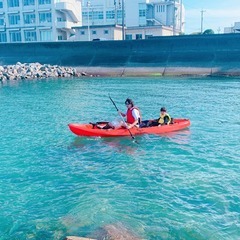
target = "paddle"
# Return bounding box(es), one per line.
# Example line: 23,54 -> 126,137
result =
109,95 -> 137,143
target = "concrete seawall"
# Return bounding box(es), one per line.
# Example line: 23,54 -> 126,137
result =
1,34 -> 240,76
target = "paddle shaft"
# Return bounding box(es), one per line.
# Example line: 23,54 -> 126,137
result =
109,96 -> 135,140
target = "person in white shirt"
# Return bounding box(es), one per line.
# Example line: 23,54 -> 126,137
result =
118,98 -> 141,129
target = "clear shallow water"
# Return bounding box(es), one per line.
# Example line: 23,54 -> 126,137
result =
0,77 -> 239,240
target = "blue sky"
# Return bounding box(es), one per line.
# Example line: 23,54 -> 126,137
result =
184,0 -> 240,33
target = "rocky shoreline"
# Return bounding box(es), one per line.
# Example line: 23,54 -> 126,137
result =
2,63 -> 238,82
0,62 -> 80,82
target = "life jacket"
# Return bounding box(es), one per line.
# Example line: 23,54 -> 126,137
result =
126,107 -> 141,124
158,113 -> 171,125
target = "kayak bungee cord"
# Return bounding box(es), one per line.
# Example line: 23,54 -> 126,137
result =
108,95 -> 138,143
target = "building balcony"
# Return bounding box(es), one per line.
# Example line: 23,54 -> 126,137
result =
55,1 -> 81,23
146,18 -> 163,26
56,21 -> 73,30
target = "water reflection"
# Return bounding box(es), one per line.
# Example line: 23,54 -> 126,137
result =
68,136 -> 142,156
0,80 -> 21,88
158,129 -> 191,145
140,129 -> 191,146
69,129 -> 191,155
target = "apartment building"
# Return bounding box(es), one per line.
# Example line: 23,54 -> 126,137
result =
77,0 -> 185,41
0,0 -> 82,43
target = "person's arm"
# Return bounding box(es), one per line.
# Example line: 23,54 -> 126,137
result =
118,110 -> 126,117
127,119 -> 139,129
164,115 -> 171,125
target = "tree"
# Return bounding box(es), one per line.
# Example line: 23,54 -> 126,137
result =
203,29 -> 215,35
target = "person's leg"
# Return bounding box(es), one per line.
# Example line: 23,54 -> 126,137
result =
102,123 -> 114,129
139,120 -> 149,128
96,122 -> 114,129
148,119 -> 159,127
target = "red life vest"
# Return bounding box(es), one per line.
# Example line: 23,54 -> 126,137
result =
126,107 -> 140,124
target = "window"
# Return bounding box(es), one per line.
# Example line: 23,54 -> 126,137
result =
58,35 -> 63,40
117,10 -> 122,19
40,30 -> 52,41
24,31 -> 37,41
157,5 -> 165,13
7,0 -> 19,7
145,35 -> 153,39
23,0 -> 34,6
57,17 -> 66,22
0,1 -> 3,8
38,0 -> 51,4
116,10 -> 123,24
126,34 -> 132,40
82,11 -> 92,21
82,12 -> 87,20
80,30 -> 85,35
139,3 -> 146,26
92,30 -> 96,35
10,31 -> 21,42
104,30 -> 109,34
9,14 -> 20,25
39,12 -> 52,23
136,34 -> 142,40
0,17 -> 4,26
23,13 -> 35,24
92,11 -> 103,20
106,10 -> 114,20
0,32 -> 7,42
139,9 -> 146,17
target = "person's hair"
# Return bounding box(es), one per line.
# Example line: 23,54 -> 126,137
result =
125,98 -> 134,106
160,107 -> 167,112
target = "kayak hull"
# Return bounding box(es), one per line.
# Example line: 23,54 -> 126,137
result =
68,119 -> 190,138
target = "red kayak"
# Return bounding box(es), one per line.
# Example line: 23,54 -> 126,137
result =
68,119 -> 190,138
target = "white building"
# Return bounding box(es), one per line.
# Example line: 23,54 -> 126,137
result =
79,0 -> 185,41
125,25 -> 175,40
147,0 -> 185,34
73,24 -> 123,41
224,22 -> 240,34
81,0 -> 123,26
0,0 -> 82,43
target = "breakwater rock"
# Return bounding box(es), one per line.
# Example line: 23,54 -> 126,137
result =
0,62 -> 79,82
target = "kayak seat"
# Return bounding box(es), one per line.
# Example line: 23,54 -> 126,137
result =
89,122 -> 97,129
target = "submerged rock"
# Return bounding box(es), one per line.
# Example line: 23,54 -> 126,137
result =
65,237 -> 96,240
103,224 -> 141,240
89,223 -> 141,240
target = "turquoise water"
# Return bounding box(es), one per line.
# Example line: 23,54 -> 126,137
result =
0,77 -> 239,240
